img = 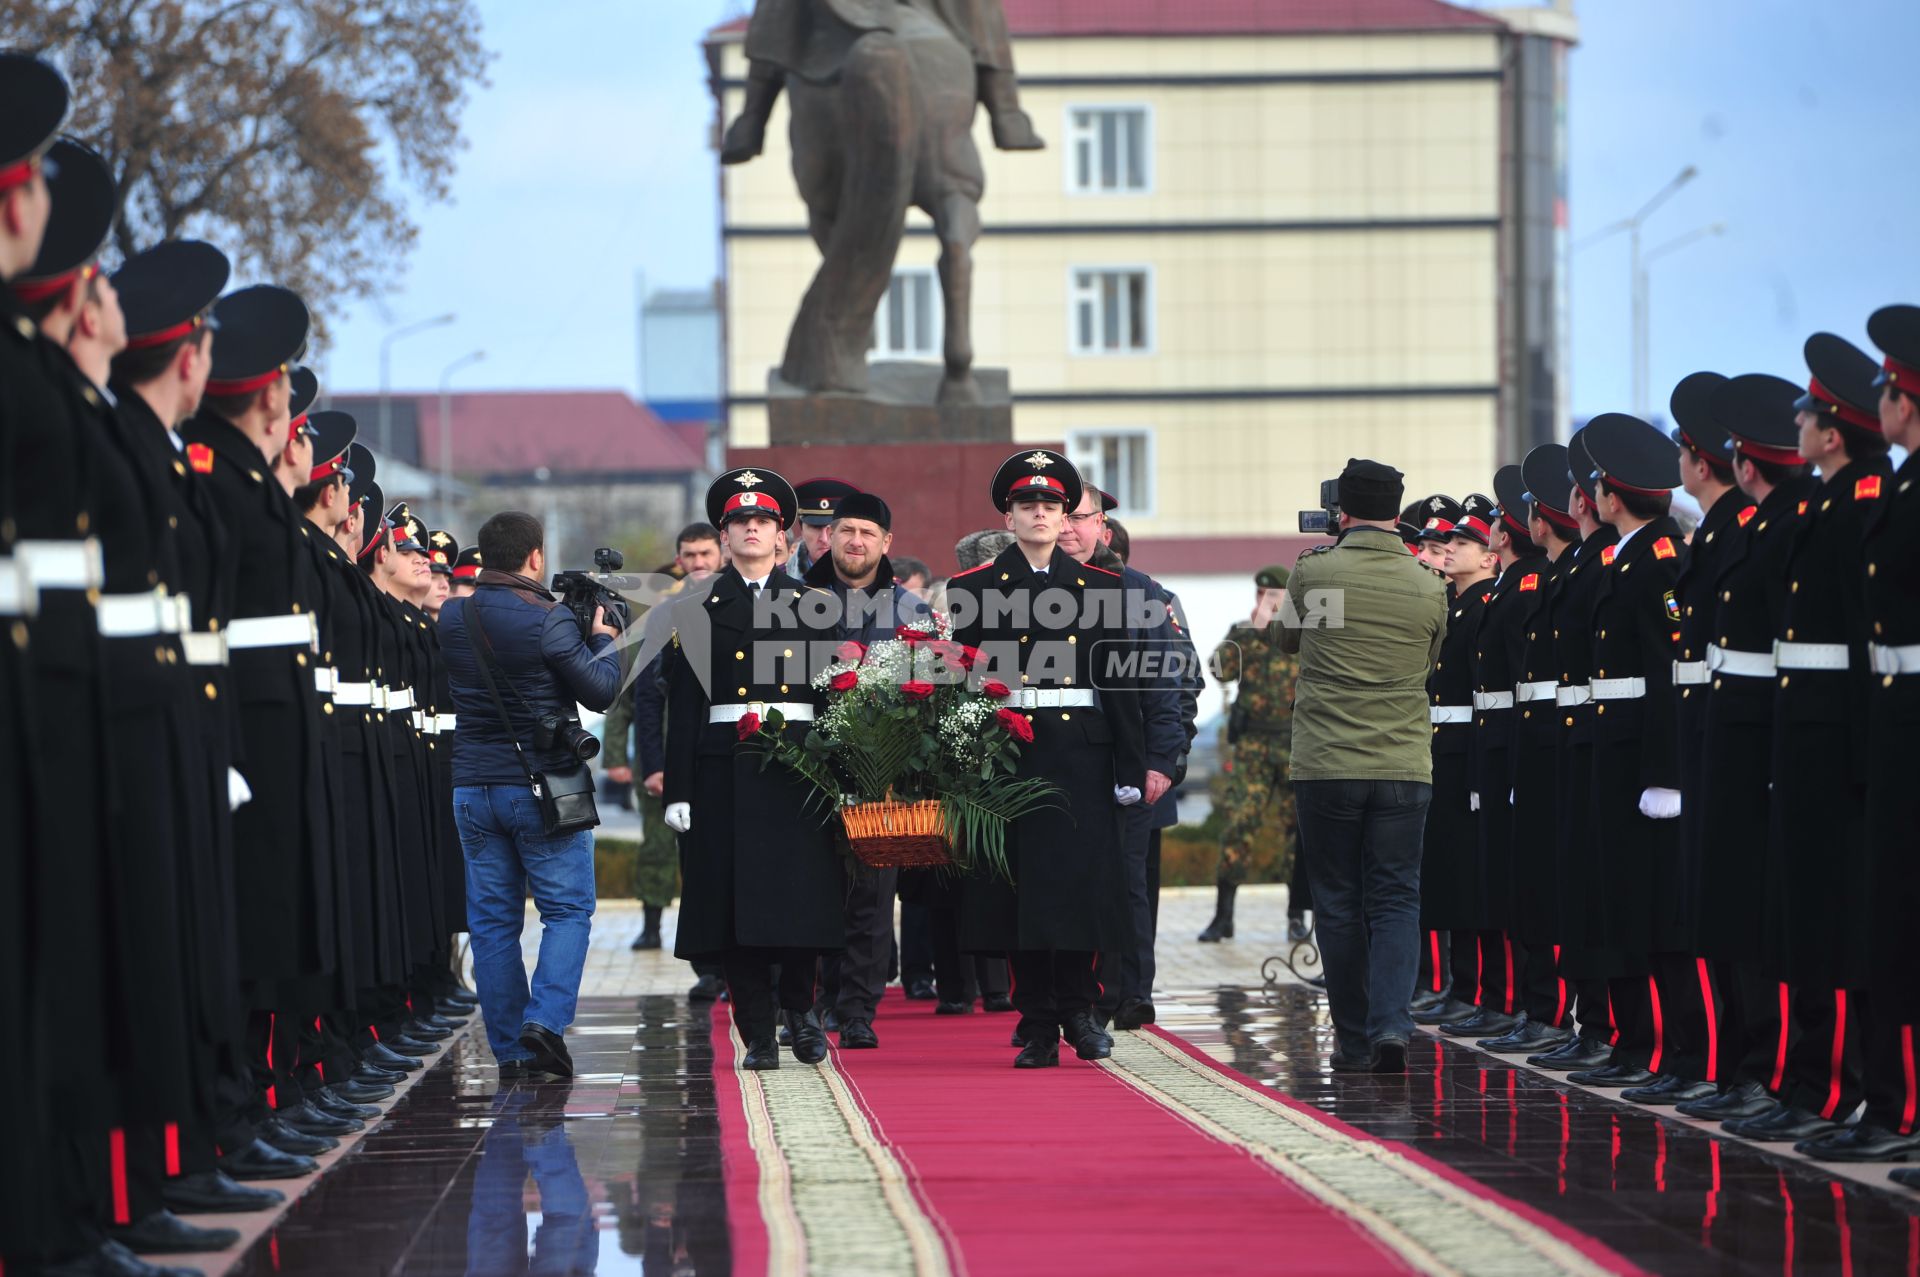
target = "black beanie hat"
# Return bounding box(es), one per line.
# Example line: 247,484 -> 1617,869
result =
1338,458 -> 1405,521
835,491 -> 892,532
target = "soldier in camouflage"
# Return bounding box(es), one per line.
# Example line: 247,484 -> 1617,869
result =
1198,565 -> 1302,942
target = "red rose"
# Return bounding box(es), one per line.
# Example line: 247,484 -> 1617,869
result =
895,625 -> 929,646
901,680 -> 935,701
735,712 -> 761,741
956,645 -> 982,670
979,680 -> 1011,699
830,670 -> 859,692
996,707 -> 1034,743
834,640 -> 866,663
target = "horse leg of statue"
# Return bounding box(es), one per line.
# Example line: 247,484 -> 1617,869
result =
978,66 -> 1043,151
935,193 -> 982,405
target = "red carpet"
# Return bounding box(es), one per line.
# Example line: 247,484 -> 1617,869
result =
710,992 -> 1645,1276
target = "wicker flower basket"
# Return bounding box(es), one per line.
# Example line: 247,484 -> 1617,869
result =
839,797 -> 952,868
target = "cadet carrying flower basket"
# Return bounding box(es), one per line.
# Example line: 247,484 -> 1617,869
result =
839,796 -> 951,868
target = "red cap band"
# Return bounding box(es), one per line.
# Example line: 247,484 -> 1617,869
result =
1883,356 -> 1920,391
13,261 -> 96,304
1421,517 -> 1455,535
1594,469 -> 1670,498
1012,475 -> 1066,497
1732,438 -> 1804,467
0,153 -> 42,193
1808,376 -> 1881,432
452,564 -> 481,581
1533,502 -> 1578,531
309,453 -> 347,482
1457,515 -> 1492,540
723,490 -> 781,520
125,316 -> 205,351
205,364 -> 286,398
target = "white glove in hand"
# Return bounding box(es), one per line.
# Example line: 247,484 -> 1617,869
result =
1469,791 -> 1480,812
1639,787 -> 1682,819
664,802 -> 692,833
227,766 -> 253,812
1113,786 -> 1142,807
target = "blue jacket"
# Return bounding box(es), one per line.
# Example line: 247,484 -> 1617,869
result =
439,571 -> 624,788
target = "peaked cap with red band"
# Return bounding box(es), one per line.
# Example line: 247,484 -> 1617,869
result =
345,442 -> 379,515
205,284 -> 308,399
357,481 -> 390,560
1794,332 -> 1882,433
1868,304 -> 1920,398
384,501 -> 427,555
112,240 -> 229,353
0,54 -> 69,195
305,410 -> 356,483
286,366 -> 319,441
425,529 -> 459,574
1710,372 -> 1805,467
1414,493 -> 1464,542
707,466 -> 798,529
452,545 -> 483,581
1583,412 -> 1681,497
1566,428 -> 1601,503
1490,464 -> 1533,540
1448,493 -> 1497,547
1667,371 -> 1734,471
1520,442 -> 1578,531
991,448 -> 1082,512
17,139 -> 116,306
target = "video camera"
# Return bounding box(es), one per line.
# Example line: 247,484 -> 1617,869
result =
552,547 -> 636,638
1297,479 -> 1342,535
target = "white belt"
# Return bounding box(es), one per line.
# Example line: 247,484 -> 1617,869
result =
1591,676 -> 1647,701
1706,644 -> 1775,678
436,713 -> 458,733
1005,688 -> 1098,709
15,539 -> 103,591
1516,680 -> 1557,703
1870,644 -> 1920,677
709,701 -> 817,723
1555,684 -> 1592,707
372,684 -> 390,710
1774,640 -> 1850,671
96,589 -> 188,638
1673,661 -> 1710,686
313,666 -> 338,695
1430,705 -> 1472,724
180,632 -> 228,666
0,557 -> 37,617
226,613 -> 319,651
411,709 -> 426,731
334,681 -> 374,706
387,686 -> 415,710
1472,691 -> 1515,711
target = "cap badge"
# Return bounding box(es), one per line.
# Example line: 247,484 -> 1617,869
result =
736,470 -> 763,488
817,499 -> 830,509
739,492 -> 760,506
1025,451 -> 1054,470
1428,497 -> 1445,512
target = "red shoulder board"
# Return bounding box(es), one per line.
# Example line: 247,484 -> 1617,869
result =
1081,563 -> 1121,578
1856,475 -> 1883,501
187,442 -> 215,474
1652,537 -> 1678,560
1737,505 -> 1758,528
1797,500 -> 1809,516
1519,573 -> 1540,592
950,562 -> 994,579
1600,545 -> 1618,567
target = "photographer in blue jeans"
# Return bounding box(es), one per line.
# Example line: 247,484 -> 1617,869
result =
438,511 -> 623,1078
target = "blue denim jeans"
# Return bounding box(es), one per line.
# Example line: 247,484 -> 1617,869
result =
1295,778 -> 1431,1057
455,784 -> 597,1062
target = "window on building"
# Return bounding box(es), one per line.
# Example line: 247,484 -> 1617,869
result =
870,268 -> 941,359
1070,268 -> 1152,354
1067,429 -> 1154,517
1067,106 -> 1151,193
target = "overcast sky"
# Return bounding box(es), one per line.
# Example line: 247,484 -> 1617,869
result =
317,0 -> 1920,427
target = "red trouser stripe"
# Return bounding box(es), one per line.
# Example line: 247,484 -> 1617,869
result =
1473,937 -> 1484,1007
1648,975 -> 1666,1075
1607,988 -> 1620,1047
1822,990 -> 1848,1121
109,1129 -> 130,1225
1551,945 -> 1567,1026
1430,932 -> 1443,993
1696,959 -> 1719,1084
1502,935 -> 1516,1015
265,1011 -> 277,1111
1771,984 -> 1792,1092
1902,1025 -> 1917,1137
164,1123 -> 180,1177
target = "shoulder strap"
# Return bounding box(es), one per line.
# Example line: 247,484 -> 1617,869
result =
464,595 -> 538,785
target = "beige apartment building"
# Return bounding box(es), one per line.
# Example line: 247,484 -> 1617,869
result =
707,0 -> 1577,575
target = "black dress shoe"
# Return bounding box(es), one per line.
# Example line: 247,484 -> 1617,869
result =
1011,1018 -> 1053,1050
905,977 -> 939,1001
1113,998 -> 1156,1030
1891,1167 -> 1920,1189
1568,1063 -> 1657,1087
778,1024 -> 793,1046
384,1034 -> 437,1057
161,1169 -> 284,1215
1483,1020 -> 1571,1054
328,1078 -> 394,1105
364,1042 -> 424,1071
280,1099 -> 363,1137
1330,1050 -> 1374,1073
259,1117 -> 337,1156
1796,1123 -> 1920,1162
821,1008 -> 842,1033
741,1037 -> 780,1070
434,1000 -> 474,1022
1529,1036 -> 1612,1070
113,1209 -> 242,1255
1442,1008 -> 1518,1038
982,993 -> 1015,1013
313,1085 -> 383,1118
1725,1105 -> 1836,1142
785,1010 -> 829,1065
217,1137 -> 317,1181
1412,997 -> 1480,1026
689,973 -> 727,1002
1372,1039 -> 1409,1074
1621,1075 -> 1716,1105
1720,1100 -> 1790,1136
43,1239 -> 204,1277
405,1020 -> 453,1041
839,1019 -> 879,1049
354,1056 -> 409,1082
1408,988 -> 1450,1015
1064,1012 -> 1112,1061
519,1021 -> 575,1077
1014,1036 -> 1060,1068
1677,1080 -> 1775,1120
935,998 -> 972,1015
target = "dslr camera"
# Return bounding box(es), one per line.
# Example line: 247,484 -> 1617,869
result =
552,547 -> 636,638
535,711 -> 601,762
1297,479 -> 1342,535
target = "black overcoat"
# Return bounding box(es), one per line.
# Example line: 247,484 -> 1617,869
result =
1550,525 -> 1617,952
1421,576 -> 1495,930
1864,452 -> 1920,1016
1509,552 -> 1573,943
1471,555 -> 1547,930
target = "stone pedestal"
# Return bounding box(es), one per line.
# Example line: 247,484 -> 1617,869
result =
767,362 -> 1012,446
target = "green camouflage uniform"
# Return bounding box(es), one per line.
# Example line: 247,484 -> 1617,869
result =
1212,622 -> 1300,887
602,649 -> 681,906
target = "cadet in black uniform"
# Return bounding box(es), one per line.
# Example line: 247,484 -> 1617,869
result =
945,450 -> 1146,1068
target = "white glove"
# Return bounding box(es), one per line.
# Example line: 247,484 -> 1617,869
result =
1113,786 -> 1142,806
664,802 -> 692,833
228,766 -> 253,812
1469,791 -> 1480,812
1639,787 -> 1682,819
1509,789 -> 1515,806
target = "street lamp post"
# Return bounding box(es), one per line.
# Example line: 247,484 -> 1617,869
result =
437,350 -> 485,519
378,313 -> 456,455
1576,165 -> 1699,418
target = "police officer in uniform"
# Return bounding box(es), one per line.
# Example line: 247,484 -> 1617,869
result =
786,475 -> 859,578
945,450 -> 1146,1068
662,468 -> 847,1069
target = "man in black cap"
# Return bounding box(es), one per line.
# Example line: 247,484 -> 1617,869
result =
786,475 -> 859,578
1411,495 -> 1465,582
661,467 -> 847,1069
803,490 -> 931,1047
451,544 -> 483,598
1284,458 -> 1447,1072
1724,335 -> 1894,1146
1675,373 -> 1818,1124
